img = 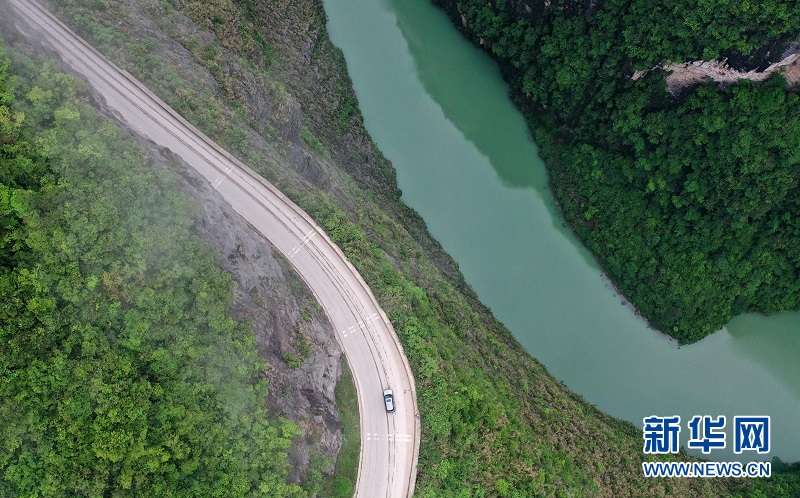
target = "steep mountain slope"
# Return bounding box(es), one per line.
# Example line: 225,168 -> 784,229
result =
6,0 -> 799,496
0,10 -> 342,495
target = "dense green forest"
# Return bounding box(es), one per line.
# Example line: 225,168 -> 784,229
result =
431,0 -> 800,343
0,43 -> 305,497
17,0 -> 800,495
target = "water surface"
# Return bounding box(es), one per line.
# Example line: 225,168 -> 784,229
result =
323,0 -> 800,461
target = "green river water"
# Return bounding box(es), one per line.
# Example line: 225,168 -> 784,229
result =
322,0 -> 800,461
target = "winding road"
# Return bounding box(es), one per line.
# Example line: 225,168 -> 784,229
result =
6,0 -> 419,496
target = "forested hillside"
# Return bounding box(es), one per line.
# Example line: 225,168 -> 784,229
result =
0,44 -> 304,497
6,0 -> 800,495
431,0 -> 800,343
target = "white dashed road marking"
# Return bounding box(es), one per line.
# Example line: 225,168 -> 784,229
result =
288,229 -> 317,258
341,313 -> 379,338
212,166 -> 232,188
366,433 -> 413,442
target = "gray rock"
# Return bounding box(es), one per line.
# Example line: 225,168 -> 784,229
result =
163,143 -> 345,482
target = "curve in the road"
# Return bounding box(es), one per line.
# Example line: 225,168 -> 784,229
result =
7,1 -> 420,496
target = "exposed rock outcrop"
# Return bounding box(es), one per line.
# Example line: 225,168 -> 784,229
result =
633,42 -> 800,93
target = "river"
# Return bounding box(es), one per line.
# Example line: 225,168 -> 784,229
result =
322,0 -> 800,461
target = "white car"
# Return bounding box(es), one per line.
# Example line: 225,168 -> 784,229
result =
383,388 -> 395,413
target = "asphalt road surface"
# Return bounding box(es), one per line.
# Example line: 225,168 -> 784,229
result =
7,1 -> 420,496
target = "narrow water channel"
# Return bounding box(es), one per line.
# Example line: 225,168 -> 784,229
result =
322,0 -> 800,461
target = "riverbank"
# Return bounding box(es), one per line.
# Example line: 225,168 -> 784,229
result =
324,0 -> 800,468
431,0 -> 800,345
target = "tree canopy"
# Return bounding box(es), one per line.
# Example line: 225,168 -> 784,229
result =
0,43 -> 304,497
433,0 -> 800,342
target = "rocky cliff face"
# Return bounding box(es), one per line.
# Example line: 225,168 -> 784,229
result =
176,149 -> 342,483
